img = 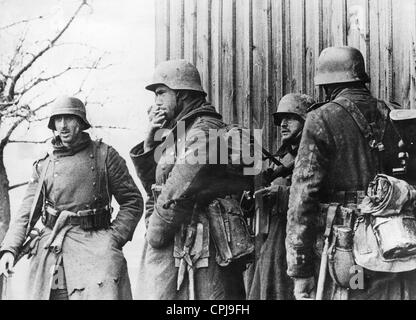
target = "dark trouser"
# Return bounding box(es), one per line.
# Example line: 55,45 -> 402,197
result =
50,289 -> 69,300
49,255 -> 68,300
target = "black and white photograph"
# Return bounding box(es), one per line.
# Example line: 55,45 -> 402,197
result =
1,0 -> 416,305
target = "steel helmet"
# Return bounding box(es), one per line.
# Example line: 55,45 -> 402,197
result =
47,95 -> 91,131
273,93 -> 315,126
315,46 -> 370,86
146,59 -> 206,95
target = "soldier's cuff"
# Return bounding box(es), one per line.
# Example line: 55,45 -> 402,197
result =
130,142 -> 157,189
146,207 -> 176,249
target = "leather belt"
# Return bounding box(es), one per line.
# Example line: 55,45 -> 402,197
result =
332,190 -> 366,205
43,205 -> 112,231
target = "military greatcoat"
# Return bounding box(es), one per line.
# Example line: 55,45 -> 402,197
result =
0,133 -> 143,300
131,99 -> 247,300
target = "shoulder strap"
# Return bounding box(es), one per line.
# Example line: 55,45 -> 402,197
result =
332,97 -> 376,144
26,157 -> 51,236
332,97 -> 390,151
93,140 -> 111,206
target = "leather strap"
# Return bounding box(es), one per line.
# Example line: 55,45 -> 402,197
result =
325,204 -> 339,238
332,97 -> 390,172
26,157 -> 51,236
332,97 -> 377,146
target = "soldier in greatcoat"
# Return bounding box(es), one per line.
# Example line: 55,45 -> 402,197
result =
130,60 -> 249,300
0,96 -> 143,300
248,93 -> 314,300
286,46 -> 416,300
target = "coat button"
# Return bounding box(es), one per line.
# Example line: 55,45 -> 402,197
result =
54,174 -> 58,178
91,166 -> 95,171
90,154 -> 94,159
93,182 -> 97,186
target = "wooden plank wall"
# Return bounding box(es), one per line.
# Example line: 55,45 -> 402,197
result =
154,0 -> 416,152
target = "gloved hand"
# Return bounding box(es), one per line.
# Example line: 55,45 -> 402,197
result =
255,184 -> 283,198
293,277 -> 316,300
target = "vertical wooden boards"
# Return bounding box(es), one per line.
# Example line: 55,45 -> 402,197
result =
290,0 -> 307,94
379,0 -> 394,102
252,0 -> 272,149
283,0 -> 293,94
184,0 -> 197,65
271,0 -> 284,149
347,0 -> 369,67
210,0 -> 222,112
392,0 -> 414,108
322,0 -> 348,47
411,0 -> 416,109
196,0 -> 211,99
169,0 -> 184,59
221,0 -> 236,124
235,0 -> 252,128
155,0 -> 170,65
154,0 -> 416,149
368,0 -> 381,97
304,0 -> 321,99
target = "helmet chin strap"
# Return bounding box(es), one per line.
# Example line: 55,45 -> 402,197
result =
282,128 -> 304,147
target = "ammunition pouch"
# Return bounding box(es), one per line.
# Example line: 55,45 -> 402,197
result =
206,197 -> 255,267
43,204 -> 112,231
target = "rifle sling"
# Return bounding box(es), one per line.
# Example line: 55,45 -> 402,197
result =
25,157 -> 51,237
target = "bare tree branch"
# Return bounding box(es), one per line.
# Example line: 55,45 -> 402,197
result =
29,116 -> 49,123
92,125 -> 132,130
31,98 -> 55,114
9,137 -> 52,144
0,16 -> 43,31
0,117 -> 25,150
0,98 -> 54,150
7,0 -> 88,99
7,30 -> 27,78
0,70 -> 11,79
9,181 -> 29,191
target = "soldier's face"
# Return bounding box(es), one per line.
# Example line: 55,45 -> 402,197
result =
280,115 -> 304,144
54,115 -> 82,146
154,85 -> 177,121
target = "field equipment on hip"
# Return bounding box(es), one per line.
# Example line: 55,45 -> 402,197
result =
206,197 -> 254,267
356,175 -> 416,268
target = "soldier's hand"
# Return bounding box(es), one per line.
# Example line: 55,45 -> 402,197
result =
0,252 -> 15,278
144,105 -> 168,151
293,277 -> 316,300
254,185 -> 281,198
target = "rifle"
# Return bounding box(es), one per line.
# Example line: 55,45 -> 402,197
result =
261,148 -> 283,167
316,204 -> 338,300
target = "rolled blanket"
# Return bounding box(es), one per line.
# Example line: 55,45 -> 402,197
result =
360,174 -> 416,217
359,174 -> 416,260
